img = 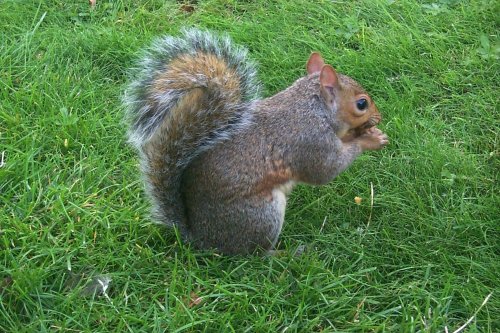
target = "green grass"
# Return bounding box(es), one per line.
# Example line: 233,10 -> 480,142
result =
1,0 -> 498,331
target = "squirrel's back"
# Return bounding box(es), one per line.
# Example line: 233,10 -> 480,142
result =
123,28 -> 261,234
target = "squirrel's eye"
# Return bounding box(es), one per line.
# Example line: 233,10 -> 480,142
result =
356,98 -> 369,111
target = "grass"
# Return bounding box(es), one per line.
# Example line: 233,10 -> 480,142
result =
0,0 -> 498,331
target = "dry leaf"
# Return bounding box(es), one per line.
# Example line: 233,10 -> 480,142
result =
0,276 -> 13,293
187,291 -> 203,308
180,4 -> 195,13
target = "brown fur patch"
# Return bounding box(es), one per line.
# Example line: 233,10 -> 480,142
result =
254,160 -> 293,201
151,52 -> 242,103
335,74 -> 381,137
142,52 -> 248,182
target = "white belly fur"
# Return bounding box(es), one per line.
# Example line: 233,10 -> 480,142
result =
272,180 -> 296,213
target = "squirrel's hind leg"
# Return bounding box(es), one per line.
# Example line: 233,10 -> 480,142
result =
185,192 -> 286,255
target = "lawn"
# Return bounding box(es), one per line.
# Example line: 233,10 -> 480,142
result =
0,0 -> 498,332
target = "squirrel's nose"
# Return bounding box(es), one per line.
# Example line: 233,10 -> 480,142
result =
366,113 -> 381,127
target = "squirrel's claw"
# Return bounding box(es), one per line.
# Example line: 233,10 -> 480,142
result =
358,127 -> 389,151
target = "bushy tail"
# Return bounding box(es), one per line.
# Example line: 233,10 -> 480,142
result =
123,28 -> 261,236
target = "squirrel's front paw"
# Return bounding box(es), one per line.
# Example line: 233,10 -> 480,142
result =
358,127 -> 389,151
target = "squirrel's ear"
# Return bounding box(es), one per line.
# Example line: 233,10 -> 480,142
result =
320,65 -> 339,90
306,52 -> 325,74
319,65 -> 339,107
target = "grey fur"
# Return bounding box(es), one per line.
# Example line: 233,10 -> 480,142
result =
123,29 -> 387,254
123,28 -> 261,237
124,28 -> 260,148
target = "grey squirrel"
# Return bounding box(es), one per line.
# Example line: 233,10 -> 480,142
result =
124,28 -> 388,254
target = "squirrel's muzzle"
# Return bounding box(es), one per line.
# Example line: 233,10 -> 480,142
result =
361,113 -> 382,129
349,113 -> 382,138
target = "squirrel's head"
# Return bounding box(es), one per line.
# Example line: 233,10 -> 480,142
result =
306,52 -> 381,139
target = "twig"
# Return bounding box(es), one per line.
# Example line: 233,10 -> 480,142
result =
366,182 -> 374,229
319,216 -> 327,233
0,151 -> 4,168
50,326 -> 82,333
353,297 -> 366,322
452,292 -> 493,333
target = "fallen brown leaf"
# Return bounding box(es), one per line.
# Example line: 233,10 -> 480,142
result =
187,291 -> 203,308
0,276 -> 13,293
180,4 -> 195,13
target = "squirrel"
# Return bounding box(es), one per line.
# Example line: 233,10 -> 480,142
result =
124,28 -> 388,254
